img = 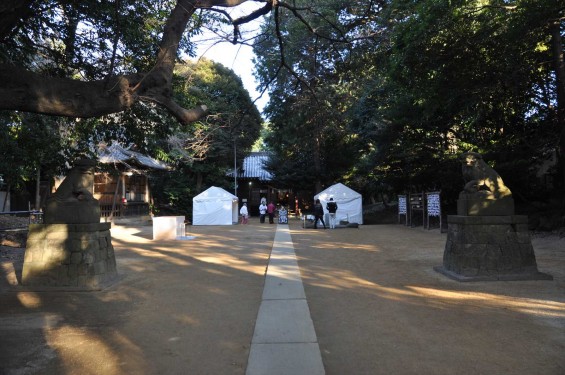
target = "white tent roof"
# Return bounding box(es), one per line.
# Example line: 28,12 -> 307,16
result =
315,183 -> 361,201
314,183 -> 363,224
193,186 -> 238,202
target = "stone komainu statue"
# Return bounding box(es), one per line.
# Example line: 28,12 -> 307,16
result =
44,158 -> 101,224
459,152 -> 512,199
457,152 -> 514,215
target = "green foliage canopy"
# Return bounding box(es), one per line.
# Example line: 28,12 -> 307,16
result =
253,0 -> 564,207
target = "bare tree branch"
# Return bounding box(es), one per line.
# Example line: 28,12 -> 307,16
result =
233,2 -> 273,27
197,0 -> 250,8
106,0 -> 121,88
272,4 -> 319,102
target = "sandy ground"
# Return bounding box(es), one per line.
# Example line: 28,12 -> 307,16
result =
0,218 -> 564,375
0,223 -> 275,375
290,222 -> 565,375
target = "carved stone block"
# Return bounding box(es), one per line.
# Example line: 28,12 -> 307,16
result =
22,223 -> 118,290
435,215 -> 552,281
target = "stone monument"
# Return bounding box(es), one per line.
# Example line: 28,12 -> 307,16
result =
22,159 -> 118,289
434,152 -> 552,281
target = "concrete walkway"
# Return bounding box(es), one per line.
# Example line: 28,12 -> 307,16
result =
246,224 -> 325,375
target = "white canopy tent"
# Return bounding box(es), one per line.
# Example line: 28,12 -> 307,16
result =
192,186 -> 239,225
314,183 -> 363,224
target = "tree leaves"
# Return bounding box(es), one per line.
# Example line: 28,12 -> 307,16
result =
255,0 -> 564,204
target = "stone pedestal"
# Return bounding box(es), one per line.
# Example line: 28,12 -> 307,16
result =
434,215 -> 552,281
22,223 -> 118,290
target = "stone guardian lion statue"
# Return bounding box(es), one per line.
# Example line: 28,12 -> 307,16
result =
457,152 -> 514,216
44,158 -> 101,224
459,152 -> 512,199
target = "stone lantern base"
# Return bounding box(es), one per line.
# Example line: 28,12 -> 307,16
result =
22,222 -> 118,290
434,215 -> 552,282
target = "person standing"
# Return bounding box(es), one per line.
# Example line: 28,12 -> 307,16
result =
326,197 -> 338,229
259,201 -> 267,223
313,199 -> 326,229
267,201 -> 276,224
240,203 -> 249,224
278,205 -> 288,224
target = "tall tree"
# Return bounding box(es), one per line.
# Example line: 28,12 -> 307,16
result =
254,0 -> 381,193
348,0 -> 564,202
169,58 -> 262,190
150,58 -> 262,216
0,111 -> 65,208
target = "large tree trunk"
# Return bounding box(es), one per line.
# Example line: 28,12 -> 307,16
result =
550,20 -> 565,188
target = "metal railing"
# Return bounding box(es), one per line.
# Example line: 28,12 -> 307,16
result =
100,202 -> 150,218
1,203 -> 150,229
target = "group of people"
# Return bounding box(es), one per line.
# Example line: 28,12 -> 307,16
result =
240,197 -> 339,229
258,199 -> 277,224
313,197 -> 338,229
239,198 -> 278,225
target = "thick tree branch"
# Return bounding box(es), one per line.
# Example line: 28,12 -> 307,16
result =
157,96 -> 209,124
206,1 -> 273,43
0,0 -> 215,123
233,2 -> 273,26
0,63 -> 137,117
0,63 -> 208,123
231,2 -> 273,43
0,0 -> 268,123
197,0 -> 249,8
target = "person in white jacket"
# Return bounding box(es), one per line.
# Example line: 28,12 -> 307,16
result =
259,201 -> 267,223
240,203 -> 249,224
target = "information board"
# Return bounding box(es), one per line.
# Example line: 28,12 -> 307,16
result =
398,196 -> 407,214
426,193 -> 441,217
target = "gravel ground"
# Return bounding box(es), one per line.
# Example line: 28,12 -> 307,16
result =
0,215 -> 32,230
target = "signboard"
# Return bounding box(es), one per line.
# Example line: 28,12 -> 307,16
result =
426,192 -> 441,217
425,191 -> 442,231
398,196 -> 407,214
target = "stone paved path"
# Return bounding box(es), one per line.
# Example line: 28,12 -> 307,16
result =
246,225 -> 324,375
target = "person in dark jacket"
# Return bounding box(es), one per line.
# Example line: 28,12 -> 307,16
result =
313,199 -> 326,229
